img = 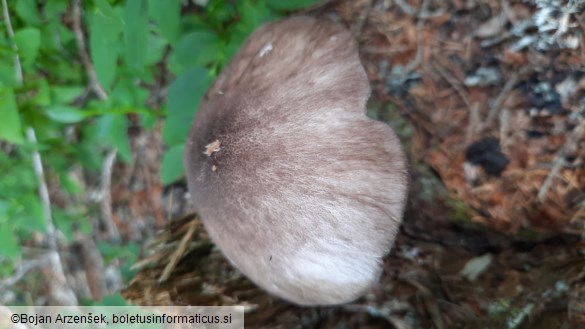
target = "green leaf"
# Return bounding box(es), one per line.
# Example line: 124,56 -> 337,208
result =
145,32 -> 169,66
229,2 -> 275,49
13,28 -> 41,66
44,1 -> 68,22
110,77 -> 150,107
15,0 -> 42,26
93,292 -> 130,306
161,144 -> 185,184
53,209 -> 75,242
182,14 -> 209,31
0,88 -> 24,144
0,154 -> 36,194
140,110 -> 157,130
170,31 -> 221,71
12,195 -> 46,233
92,0 -> 124,33
148,0 -> 181,44
237,1 -> 275,31
205,0 -> 236,26
266,0 -> 320,11
110,80 -> 137,107
222,38 -> 244,63
0,225 -> 19,259
45,105 -> 88,123
96,114 -> 132,162
163,67 -> 211,145
51,86 -> 85,104
33,79 -> 51,106
94,0 -> 118,19
0,61 -> 18,87
77,125 -> 105,171
41,22 -> 74,52
51,60 -> 83,83
98,241 -> 139,264
124,0 -> 149,70
0,200 -> 9,218
89,12 -> 122,90
60,172 -> 84,196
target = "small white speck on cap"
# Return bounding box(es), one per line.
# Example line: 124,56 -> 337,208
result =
259,43 -> 273,58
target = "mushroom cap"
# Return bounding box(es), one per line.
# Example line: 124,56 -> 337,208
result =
184,16 -> 408,305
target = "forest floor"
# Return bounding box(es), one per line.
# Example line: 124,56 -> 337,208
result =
121,0 -> 585,328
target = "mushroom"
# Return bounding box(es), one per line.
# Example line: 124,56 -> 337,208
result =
184,16 -> 409,305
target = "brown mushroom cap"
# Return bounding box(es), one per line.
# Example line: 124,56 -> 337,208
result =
184,16 -> 408,305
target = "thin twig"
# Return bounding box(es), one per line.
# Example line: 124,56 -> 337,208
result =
76,231 -> 107,300
1,0 -> 22,85
351,0 -> 377,38
499,108 -> 510,145
393,0 -> 444,19
101,149 -> 120,240
466,102 -> 481,144
159,220 -> 198,282
72,0 -> 108,101
26,129 -> 59,251
26,128 -> 78,305
432,60 -> 472,110
344,304 -> 412,329
485,73 -> 519,127
404,0 -> 430,74
538,118 -> 585,201
361,45 -> 410,54
0,259 -> 48,289
393,0 -> 417,16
